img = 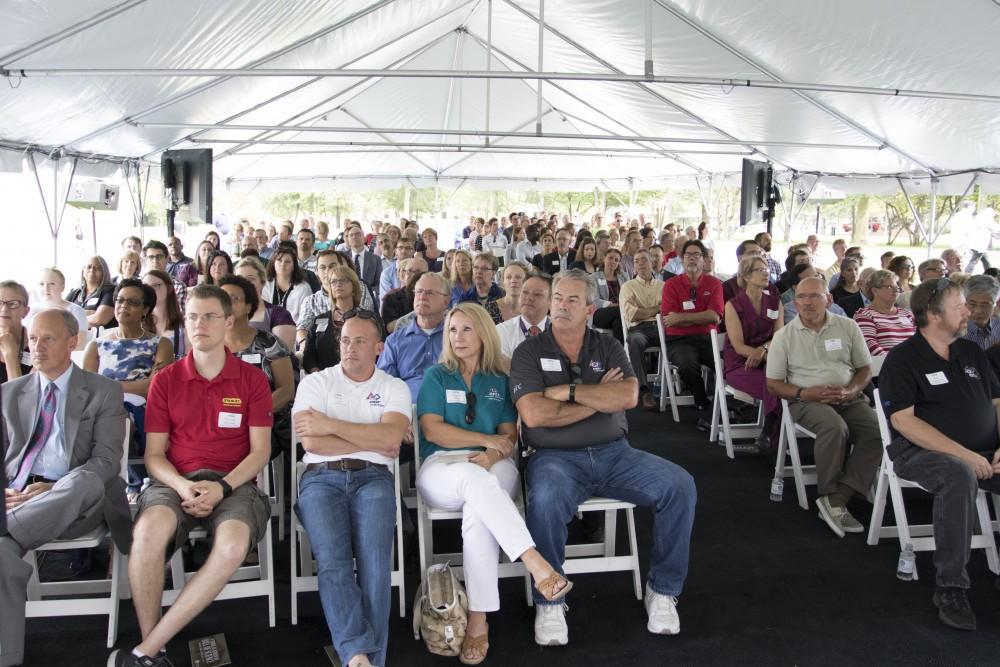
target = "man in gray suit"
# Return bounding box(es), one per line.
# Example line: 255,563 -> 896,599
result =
1,308 -> 127,667
346,225 -> 383,300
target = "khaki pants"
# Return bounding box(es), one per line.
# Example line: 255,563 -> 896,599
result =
787,397 -> 882,502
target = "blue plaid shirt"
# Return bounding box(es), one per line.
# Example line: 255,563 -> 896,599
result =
964,316 -> 1000,351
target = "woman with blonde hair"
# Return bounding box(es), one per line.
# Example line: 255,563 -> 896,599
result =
441,248 -> 458,281
416,302 -> 572,664
496,261 -> 530,322
234,256 -> 297,351
115,250 -> 141,285
448,249 -> 476,304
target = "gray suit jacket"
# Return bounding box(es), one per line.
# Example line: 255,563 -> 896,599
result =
2,365 -> 131,550
353,249 -> 383,298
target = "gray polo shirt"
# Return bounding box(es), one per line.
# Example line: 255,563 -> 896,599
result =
509,327 -> 633,449
765,312 -> 871,388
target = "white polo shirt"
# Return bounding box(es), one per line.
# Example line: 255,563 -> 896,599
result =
496,315 -> 549,358
293,364 -> 411,467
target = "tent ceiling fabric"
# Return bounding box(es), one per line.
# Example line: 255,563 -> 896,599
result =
2,0 -> 999,191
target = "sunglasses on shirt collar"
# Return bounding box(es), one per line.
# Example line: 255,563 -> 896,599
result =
464,392 -> 477,424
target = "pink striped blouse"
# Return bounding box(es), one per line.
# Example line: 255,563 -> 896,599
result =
853,306 -> 916,356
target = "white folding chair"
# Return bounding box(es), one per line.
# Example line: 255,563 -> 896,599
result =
413,406 -> 533,606
708,331 -> 764,459
620,305 -> 665,413
23,420 -> 130,648
655,314 -> 697,421
867,389 -> 999,578
561,497 -> 643,601
770,398 -> 818,510
269,450 -> 286,541
157,465 -> 277,627
289,431 -> 407,624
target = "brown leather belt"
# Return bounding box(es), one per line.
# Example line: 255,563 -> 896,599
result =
305,458 -> 388,473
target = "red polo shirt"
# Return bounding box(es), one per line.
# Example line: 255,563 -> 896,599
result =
145,350 -> 273,475
661,272 -> 724,337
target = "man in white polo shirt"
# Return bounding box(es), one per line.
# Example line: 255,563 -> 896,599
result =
292,312 -> 410,667
497,274 -> 551,358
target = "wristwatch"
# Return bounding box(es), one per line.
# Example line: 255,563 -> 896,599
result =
218,478 -> 234,498
794,387 -> 804,403
568,383 -> 577,404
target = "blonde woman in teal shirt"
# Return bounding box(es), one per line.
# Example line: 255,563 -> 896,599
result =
416,302 -> 571,665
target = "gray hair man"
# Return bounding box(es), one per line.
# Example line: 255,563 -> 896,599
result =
963,274 -> 1000,350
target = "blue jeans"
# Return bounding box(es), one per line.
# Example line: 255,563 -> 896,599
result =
525,438 -> 696,605
295,465 -> 396,667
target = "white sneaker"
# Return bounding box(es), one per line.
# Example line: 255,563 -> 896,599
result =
534,603 -> 569,646
644,584 -> 680,635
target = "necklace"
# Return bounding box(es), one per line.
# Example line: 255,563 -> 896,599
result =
116,326 -> 145,340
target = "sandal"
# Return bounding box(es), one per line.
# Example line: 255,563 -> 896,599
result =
535,573 -> 573,602
459,632 -> 489,665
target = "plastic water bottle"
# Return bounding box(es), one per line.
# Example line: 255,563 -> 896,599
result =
897,544 -> 915,581
769,476 -> 783,502
651,377 -> 661,399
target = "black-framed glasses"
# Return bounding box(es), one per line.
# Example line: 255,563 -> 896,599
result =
569,364 -> 584,385
464,392 -> 477,424
0,299 -> 25,310
114,297 -> 143,307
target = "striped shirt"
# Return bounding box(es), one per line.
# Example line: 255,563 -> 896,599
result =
853,306 -> 915,356
964,316 -> 1000,351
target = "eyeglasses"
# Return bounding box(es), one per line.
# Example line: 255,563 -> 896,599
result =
683,252 -> 703,259
184,313 -> 226,325
414,288 -> 448,297
464,392 -> 477,424
114,298 -> 144,307
327,278 -> 351,286
927,277 -> 953,303
569,364 -> 584,385
0,299 -> 25,309
144,253 -> 165,261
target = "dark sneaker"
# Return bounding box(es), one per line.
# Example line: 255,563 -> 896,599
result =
932,587 -> 977,631
107,649 -> 173,667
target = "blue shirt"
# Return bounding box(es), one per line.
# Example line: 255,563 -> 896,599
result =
965,315 -> 1000,351
379,260 -> 399,307
376,317 -> 444,399
416,364 -> 517,461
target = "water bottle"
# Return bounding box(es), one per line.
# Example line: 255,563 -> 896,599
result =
769,476 -> 783,502
897,544 -> 915,581
651,377 -> 661,399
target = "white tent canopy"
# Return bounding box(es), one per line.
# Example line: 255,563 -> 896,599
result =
3,0 -> 1000,192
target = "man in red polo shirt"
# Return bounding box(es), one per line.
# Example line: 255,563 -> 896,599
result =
109,285 -> 273,667
661,239 -> 724,427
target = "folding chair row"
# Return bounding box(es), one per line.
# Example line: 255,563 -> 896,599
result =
708,331 -> 764,459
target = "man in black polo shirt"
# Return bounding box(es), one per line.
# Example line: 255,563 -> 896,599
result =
509,268 -> 696,646
880,278 -> 1000,632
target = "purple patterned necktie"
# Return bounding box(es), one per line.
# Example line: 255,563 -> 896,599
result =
11,383 -> 58,491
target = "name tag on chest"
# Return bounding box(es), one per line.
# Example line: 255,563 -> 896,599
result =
218,412 -> 242,428
682,300 -> 695,311
540,358 -> 562,372
766,309 -> 779,320
85,297 -> 100,308
824,338 -> 842,352
445,389 -> 467,404
925,371 -> 948,386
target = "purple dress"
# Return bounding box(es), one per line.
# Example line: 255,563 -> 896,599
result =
723,288 -> 781,415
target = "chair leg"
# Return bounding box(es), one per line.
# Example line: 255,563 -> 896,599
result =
975,492 -> 1000,575
719,391 -> 735,460
866,465 -> 889,546
785,432 -> 809,511
709,383 -> 721,443
603,510 -> 616,558
107,546 -> 122,648
275,453 -> 286,542
666,368 -> 680,422
626,508 -> 642,601
290,517 -> 299,626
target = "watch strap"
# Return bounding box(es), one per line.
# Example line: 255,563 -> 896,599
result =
218,478 -> 234,498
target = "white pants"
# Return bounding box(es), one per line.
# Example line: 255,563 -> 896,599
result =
416,454 -> 535,612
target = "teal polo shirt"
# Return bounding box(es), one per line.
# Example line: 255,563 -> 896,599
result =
416,364 -> 517,461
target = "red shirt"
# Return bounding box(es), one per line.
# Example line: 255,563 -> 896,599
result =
661,272 -> 724,337
145,351 -> 273,475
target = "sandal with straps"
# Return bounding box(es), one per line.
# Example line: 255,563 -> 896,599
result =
535,573 -> 573,602
459,632 -> 490,665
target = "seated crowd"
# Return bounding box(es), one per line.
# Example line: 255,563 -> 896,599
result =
4,212 -> 1000,667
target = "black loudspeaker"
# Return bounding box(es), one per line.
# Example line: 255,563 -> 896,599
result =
162,158 -> 175,189
161,149 -> 212,225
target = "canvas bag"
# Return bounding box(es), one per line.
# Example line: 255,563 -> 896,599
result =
412,562 -> 469,656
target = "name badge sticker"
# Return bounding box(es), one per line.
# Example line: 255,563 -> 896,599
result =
824,338 -> 843,352
316,318 -> 329,333
597,277 -> 607,286
682,300 -> 696,311
446,389 -> 467,404
766,309 -> 779,320
85,297 -> 100,308
218,412 -> 242,428
241,353 -> 262,365
540,358 -> 562,372
926,371 -> 948,386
